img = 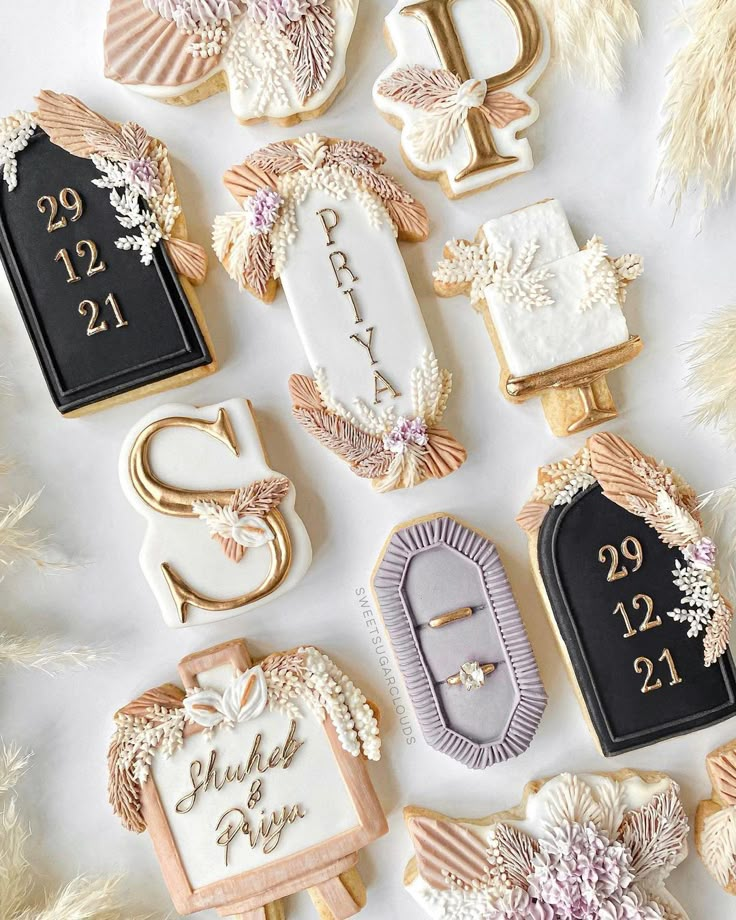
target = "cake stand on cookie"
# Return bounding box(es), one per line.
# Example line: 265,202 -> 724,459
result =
434,199 -> 644,437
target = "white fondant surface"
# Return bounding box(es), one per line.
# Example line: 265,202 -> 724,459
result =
121,3 -> 359,122
279,191 -> 434,416
4,4 -> 736,917
151,694 -> 359,889
119,399 -> 312,628
374,0 -> 549,196
482,201 -> 630,376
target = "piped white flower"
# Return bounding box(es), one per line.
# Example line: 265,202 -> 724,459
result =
185,666 -> 268,728
192,500 -> 274,547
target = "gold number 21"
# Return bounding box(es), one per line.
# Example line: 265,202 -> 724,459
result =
634,648 -> 683,694
78,293 -> 128,337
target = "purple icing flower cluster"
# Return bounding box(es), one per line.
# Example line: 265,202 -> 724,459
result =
515,821 -> 663,920
245,187 -> 283,234
124,156 -> 162,198
683,535 -> 717,570
383,416 -> 429,454
145,0 -> 243,29
247,0 -> 323,30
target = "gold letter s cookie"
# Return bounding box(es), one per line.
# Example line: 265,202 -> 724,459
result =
120,398 -> 311,627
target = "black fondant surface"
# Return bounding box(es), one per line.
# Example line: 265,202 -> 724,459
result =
538,483 -> 736,755
0,129 -> 211,414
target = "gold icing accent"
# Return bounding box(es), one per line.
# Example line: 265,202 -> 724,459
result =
401,0 -> 543,182
128,408 -> 292,623
429,607 -> 473,628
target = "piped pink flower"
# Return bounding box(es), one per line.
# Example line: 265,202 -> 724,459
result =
683,536 -> 717,570
124,156 -> 162,197
244,187 -> 283,234
383,416 -> 428,454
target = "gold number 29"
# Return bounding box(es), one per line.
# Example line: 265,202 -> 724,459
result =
37,187 -> 83,233
598,537 -> 644,582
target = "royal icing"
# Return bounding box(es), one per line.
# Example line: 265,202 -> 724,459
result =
697,740 -> 736,894
0,93 -> 214,415
372,514 -> 546,768
434,200 -> 644,435
214,135 -> 466,491
108,639 -> 386,917
119,398 -> 311,627
104,0 -> 359,123
518,432 -> 736,756
374,0 -> 549,198
405,771 -> 690,919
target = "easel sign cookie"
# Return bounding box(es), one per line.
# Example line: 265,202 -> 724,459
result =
373,0 -> 549,198
108,638 -> 387,919
434,199 -> 644,436
518,431 -> 736,756
213,134 -> 466,492
372,513 -> 546,769
120,398 -> 311,628
103,0 -> 360,126
0,92 -> 215,416
696,738 -> 736,895
404,770 -> 689,918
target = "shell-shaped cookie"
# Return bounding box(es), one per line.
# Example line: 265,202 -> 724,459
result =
104,0 -> 219,87
710,749 -> 736,806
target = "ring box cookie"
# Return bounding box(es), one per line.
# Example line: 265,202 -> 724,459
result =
0,91 -> 215,416
434,199 -> 644,436
372,513 -> 546,769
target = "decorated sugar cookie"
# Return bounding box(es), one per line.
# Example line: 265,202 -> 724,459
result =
108,637 -> 386,919
404,770 -> 690,918
120,398 -> 311,627
696,738 -> 736,895
434,199 -> 644,436
518,431 -> 736,757
103,0 -> 359,126
0,92 -> 214,416
214,134 -> 466,492
372,513 -> 546,768
373,0 -> 549,198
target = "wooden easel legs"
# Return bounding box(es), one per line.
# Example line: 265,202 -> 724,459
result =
226,867 -> 367,920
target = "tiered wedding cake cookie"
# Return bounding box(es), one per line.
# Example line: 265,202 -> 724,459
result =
103,0 -> 360,125
518,431 -> 736,756
372,513 -> 546,768
108,638 -> 386,919
120,398 -> 311,628
435,199 -> 643,435
374,0 -> 549,198
213,134 -> 466,492
0,92 -> 214,415
404,771 -> 690,918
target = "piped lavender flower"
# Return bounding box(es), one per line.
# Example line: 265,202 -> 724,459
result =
244,187 -> 283,234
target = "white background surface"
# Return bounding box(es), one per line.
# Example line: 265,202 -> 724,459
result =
0,2 -> 735,918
